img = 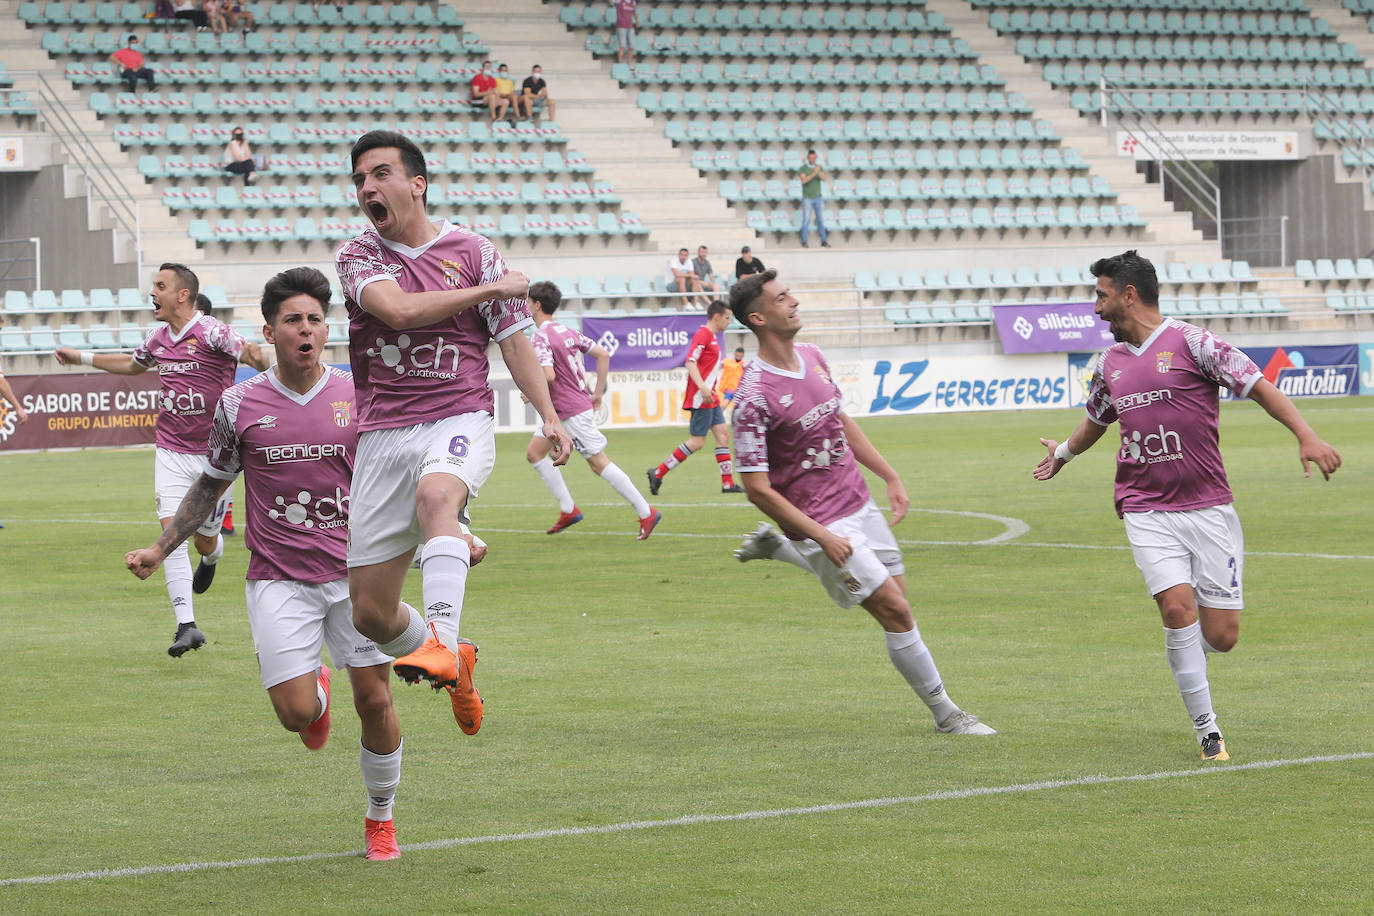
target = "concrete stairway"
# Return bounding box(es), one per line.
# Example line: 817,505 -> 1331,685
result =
930,0 -> 1223,265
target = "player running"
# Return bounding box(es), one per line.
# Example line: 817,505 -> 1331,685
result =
646,300 -> 742,495
1034,250 -> 1341,761
56,262 -> 267,657
727,269 -> 995,737
337,130 -> 572,732
125,267 -> 406,860
525,280 -> 662,539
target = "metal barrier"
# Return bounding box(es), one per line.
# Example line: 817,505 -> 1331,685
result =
0,238 -> 41,292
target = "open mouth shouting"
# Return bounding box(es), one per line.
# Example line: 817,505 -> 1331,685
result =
364,196 -> 390,231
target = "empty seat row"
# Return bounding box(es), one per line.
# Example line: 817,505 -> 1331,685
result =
4,287 -> 147,313
21,1 -> 462,27
991,9 -> 1331,38
611,57 -> 978,89
1044,61 -> 1374,91
113,120 -> 564,149
638,85 -> 1029,117
1016,34 -> 1362,65
971,0 -> 1307,10
589,31 -> 974,61
1071,89 -> 1312,116
723,174 -> 1112,205
162,180 -> 622,212
90,89 -> 524,117
0,323 -> 146,353
1295,256 -> 1374,280
563,4 -> 943,33
745,203 -> 1144,234
64,58 -> 489,88
39,28 -> 483,57
137,149 -> 593,180
687,142 -> 1088,174
1321,291 -> 1374,310
856,260 -> 1253,291
186,212 -> 648,244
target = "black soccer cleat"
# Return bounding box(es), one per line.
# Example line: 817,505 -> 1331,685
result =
1200,732 -> 1230,761
192,558 -> 217,594
168,623 -> 206,658
721,483 -> 744,493
646,468 -> 662,496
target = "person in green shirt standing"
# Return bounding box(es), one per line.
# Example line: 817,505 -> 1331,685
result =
798,149 -> 830,248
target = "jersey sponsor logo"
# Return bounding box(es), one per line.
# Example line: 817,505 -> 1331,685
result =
160,386 -> 207,415
1156,351 -> 1174,373
255,414 -> 278,429
365,333 -> 461,379
258,442 -> 347,464
331,400 -> 351,427
1114,388 -> 1174,413
801,435 -> 847,470
157,361 -> 201,374
798,394 -> 841,430
1120,423 -> 1184,464
779,393 -> 794,407
269,486 -> 349,529
1111,369 -> 1122,382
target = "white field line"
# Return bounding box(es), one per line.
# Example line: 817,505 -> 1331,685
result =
2,751 -> 1369,888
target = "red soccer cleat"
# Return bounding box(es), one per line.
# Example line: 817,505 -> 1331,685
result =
637,508 -> 663,541
301,664 -> 331,750
546,507 -> 583,534
364,817 -> 401,861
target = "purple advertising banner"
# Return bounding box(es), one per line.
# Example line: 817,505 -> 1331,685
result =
993,302 -> 1114,354
580,313 -> 722,372
1234,344 -> 1359,399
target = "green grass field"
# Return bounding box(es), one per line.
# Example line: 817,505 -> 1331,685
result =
1,400 -> 1371,914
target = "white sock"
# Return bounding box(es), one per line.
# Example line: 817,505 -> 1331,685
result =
421,536 -> 469,653
1200,633 -> 1219,654
377,602 -> 427,658
885,627 -> 959,722
599,461 -> 651,517
773,538 -> 811,571
203,533 -> 224,565
312,674 -> 327,724
1165,622 -> 1218,739
360,738 -> 402,822
163,542 -> 196,624
532,456 -> 575,513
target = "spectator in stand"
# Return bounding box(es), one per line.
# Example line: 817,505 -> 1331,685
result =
798,149 -> 830,249
470,61 -> 500,122
171,0 -> 210,29
665,248 -> 701,301
494,64 -> 519,124
223,0 -> 255,33
203,0 -> 228,34
735,245 -> 766,281
109,35 -> 154,94
691,245 -> 721,304
520,64 -> 556,121
223,126 -> 262,185
613,0 -> 639,67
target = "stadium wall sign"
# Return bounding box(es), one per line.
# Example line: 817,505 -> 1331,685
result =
1360,343 -> 1374,395
992,302 -> 1114,354
1115,130 -> 1300,161
0,372 -> 161,450
580,313 -> 725,372
1225,344 -> 1360,399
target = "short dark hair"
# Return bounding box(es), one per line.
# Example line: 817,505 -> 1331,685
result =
729,268 -> 777,330
706,299 -> 729,318
349,130 -> 428,204
261,266 -> 332,324
1090,249 -> 1159,307
195,292 -> 213,316
528,280 -> 562,314
126,34 -> 137,44
159,262 -> 199,302
806,148 -> 817,156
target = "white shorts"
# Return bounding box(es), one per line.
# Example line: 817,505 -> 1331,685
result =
348,413 -> 496,566
1123,504 -> 1245,610
154,447 -> 229,536
792,501 -> 905,608
562,410 -> 608,459
245,577 -> 391,689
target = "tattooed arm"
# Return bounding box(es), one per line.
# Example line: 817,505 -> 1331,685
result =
125,473 -> 233,579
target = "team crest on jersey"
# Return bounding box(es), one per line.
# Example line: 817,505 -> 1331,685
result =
186,340 -> 199,357
440,259 -> 464,288
1156,351 -> 1174,373
843,572 -> 863,594
813,364 -> 830,384
331,400 -> 351,427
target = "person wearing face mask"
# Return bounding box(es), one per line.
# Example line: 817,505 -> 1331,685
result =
469,61 -> 499,122
520,64 -> 556,121
223,126 -> 262,185
493,64 -> 519,123
109,35 -> 154,94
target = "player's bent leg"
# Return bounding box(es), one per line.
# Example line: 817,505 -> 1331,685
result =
1198,606 -> 1240,653
267,666 -> 331,750
349,554 -> 421,651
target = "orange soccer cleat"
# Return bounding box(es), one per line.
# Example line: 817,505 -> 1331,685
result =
445,638 -> 483,735
393,633 -> 458,687
364,817 -> 401,861
301,664 -> 331,751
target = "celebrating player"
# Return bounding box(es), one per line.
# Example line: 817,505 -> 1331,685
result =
336,130 -> 572,732
56,263 -> 267,657
525,280 -> 662,539
728,269 -> 995,736
125,267 -> 406,860
646,300 -> 743,495
1034,250 -> 1341,761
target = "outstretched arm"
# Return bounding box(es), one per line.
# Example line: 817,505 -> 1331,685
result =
1034,415 -> 1109,481
359,270 -> 529,331
0,375 -> 27,423
588,343 -> 610,409
840,412 -> 907,525
499,331 -> 572,466
1247,378 -> 1341,480
239,342 -> 269,371
125,473 -> 233,578
740,471 -> 852,568
54,347 -> 146,375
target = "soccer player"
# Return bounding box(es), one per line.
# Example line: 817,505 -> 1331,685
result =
55,263 -> 268,657
125,267 -> 406,860
646,300 -> 743,495
524,280 -> 662,539
727,269 -> 995,736
1034,250 -> 1341,761
717,346 -> 747,413
336,130 -> 572,732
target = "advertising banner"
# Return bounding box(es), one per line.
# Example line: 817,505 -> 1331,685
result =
0,372 -> 161,451
580,313 -> 720,372
1236,344 -> 1360,399
1115,130 -> 1300,161
1358,343 -> 1374,395
992,302 -> 1113,354
861,353 -> 1075,416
